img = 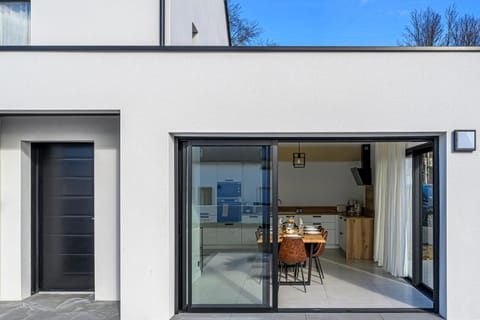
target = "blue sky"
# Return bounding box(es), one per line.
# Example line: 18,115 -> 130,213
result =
232,0 -> 480,45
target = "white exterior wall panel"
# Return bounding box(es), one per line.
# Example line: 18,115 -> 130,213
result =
31,0 -> 160,45
0,52 -> 478,319
0,116 -> 120,301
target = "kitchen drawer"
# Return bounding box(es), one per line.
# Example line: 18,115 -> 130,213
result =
241,214 -> 262,224
310,215 -> 337,223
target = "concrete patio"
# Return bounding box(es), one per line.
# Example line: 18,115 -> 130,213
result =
172,312 -> 443,320
0,294 -> 119,320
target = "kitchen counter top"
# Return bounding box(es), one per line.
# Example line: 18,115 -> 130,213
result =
278,206 -> 338,215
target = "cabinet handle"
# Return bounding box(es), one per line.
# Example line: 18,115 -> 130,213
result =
313,223 -> 322,226
339,232 -> 343,235
313,216 -> 322,218
249,216 -> 258,218
224,223 -> 233,226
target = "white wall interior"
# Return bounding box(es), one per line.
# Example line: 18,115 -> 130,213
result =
0,116 -> 120,301
1,51 -> 479,319
278,161 -> 364,206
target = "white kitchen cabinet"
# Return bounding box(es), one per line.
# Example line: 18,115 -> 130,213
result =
216,223 -> 242,244
202,225 -> 217,246
241,224 -> 258,245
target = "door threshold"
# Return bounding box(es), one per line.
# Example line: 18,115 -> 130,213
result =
37,291 -> 94,295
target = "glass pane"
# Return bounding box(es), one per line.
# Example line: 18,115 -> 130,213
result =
189,145 -> 272,307
169,0 -> 480,47
0,2 -> 30,45
421,151 -> 434,289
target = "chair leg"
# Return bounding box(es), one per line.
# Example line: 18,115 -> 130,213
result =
316,257 -> 323,284
314,256 -> 321,278
300,263 -> 306,293
318,258 -> 325,279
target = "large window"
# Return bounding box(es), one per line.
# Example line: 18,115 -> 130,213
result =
168,0 -> 480,47
0,1 -> 30,45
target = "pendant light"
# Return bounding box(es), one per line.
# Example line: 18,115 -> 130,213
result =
293,142 -> 306,168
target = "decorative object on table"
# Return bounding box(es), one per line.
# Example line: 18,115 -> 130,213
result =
283,218 -> 296,234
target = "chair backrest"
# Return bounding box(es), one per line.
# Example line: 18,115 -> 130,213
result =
313,230 -> 328,257
278,237 -> 307,264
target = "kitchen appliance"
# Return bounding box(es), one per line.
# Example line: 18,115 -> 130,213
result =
351,144 -> 372,185
217,181 -> 242,222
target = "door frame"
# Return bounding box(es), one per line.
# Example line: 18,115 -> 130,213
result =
175,135 -> 441,314
31,142 -> 95,293
407,141 -> 439,308
176,139 -> 279,313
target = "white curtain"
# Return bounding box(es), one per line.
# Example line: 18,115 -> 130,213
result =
374,142 -> 410,277
0,3 -> 30,45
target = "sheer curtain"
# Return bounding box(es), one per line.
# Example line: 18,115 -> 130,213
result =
373,142 -> 410,277
0,2 -> 30,45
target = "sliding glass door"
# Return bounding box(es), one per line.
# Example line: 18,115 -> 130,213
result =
181,141 -> 277,310
411,144 -> 436,294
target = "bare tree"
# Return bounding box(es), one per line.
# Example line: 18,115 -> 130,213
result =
444,5 -> 458,46
454,14 -> 480,46
401,7 -> 443,46
401,5 -> 480,46
444,5 -> 480,46
228,2 -> 262,46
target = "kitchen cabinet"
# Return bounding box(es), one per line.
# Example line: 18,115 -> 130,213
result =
338,216 -> 374,260
338,216 -> 346,251
201,223 -> 260,249
216,223 -> 242,244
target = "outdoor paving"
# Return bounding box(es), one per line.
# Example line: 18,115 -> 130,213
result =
0,293 -> 119,320
172,313 -> 443,320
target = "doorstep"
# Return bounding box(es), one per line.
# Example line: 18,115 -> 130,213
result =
172,312 -> 443,320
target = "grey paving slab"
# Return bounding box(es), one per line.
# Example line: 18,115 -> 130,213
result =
230,313 -> 306,320
0,294 -> 119,320
306,313 -> 383,320
380,313 -> 443,320
172,313 -> 231,320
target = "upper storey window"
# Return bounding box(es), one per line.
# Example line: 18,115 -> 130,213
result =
226,0 -> 480,47
0,1 -> 30,45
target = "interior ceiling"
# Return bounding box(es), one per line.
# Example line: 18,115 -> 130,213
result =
278,143 -> 362,162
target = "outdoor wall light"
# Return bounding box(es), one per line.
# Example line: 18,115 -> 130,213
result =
293,143 -> 306,168
453,130 -> 476,152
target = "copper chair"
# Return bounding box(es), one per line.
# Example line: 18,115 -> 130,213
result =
312,230 -> 328,283
278,237 -> 308,293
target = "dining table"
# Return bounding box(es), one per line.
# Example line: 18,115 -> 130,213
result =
257,231 -> 326,286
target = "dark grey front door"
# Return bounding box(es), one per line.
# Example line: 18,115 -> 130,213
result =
34,143 -> 94,291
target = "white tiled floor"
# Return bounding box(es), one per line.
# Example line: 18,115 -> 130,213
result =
191,249 -> 432,309
278,249 -> 433,309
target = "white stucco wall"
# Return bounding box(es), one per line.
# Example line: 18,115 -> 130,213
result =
0,51 -> 478,319
169,0 -> 229,45
0,116 -> 120,301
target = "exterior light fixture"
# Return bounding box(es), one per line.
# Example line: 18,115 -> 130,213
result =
453,130 -> 476,152
293,143 -> 306,168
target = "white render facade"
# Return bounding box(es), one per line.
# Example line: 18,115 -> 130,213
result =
0,1 -> 479,320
